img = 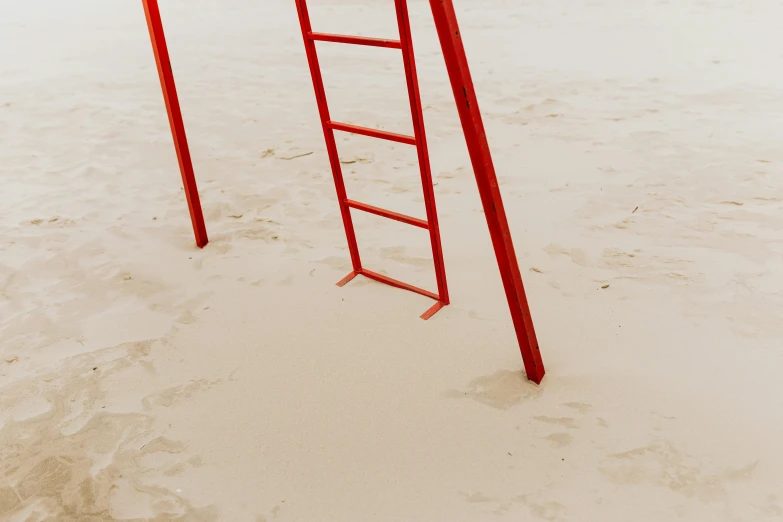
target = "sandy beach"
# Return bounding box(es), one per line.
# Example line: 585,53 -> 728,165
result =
2,0 -> 782,520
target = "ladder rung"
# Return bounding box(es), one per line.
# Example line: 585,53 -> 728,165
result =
345,199 -> 429,229
328,121 -> 416,145
308,32 -> 402,49
361,269 -> 439,301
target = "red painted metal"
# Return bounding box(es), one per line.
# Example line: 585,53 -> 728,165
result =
294,0 -> 362,272
428,0 -> 545,383
337,268 -> 441,320
420,301 -> 445,321
360,270 -> 440,301
336,271 -> 358,287
344,199 -> 429,229
308,32 -> 402,49
328,121 -> 416,145
295,0 -> 450,320
142,0 -> 208,248
395,0 -> 450,308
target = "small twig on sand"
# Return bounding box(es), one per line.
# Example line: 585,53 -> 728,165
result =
278,152 -> 313,160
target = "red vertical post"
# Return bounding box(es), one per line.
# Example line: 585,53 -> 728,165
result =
294,0 -> 363,273
142,0 -> 208,248
395,0 -> 450,313
428,0 -> 545,383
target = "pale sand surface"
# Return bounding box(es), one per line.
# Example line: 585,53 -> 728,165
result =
1,0 -> 782,520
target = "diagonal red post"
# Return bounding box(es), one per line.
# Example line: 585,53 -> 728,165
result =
142,0 -> 208,248
428,0 -> 545,383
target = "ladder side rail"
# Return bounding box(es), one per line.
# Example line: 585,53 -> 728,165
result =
295,0 -> 363,272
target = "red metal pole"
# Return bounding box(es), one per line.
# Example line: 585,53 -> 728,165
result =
294,0 -> 363,273
142,0 -> 208,248
428,0 -> 545,383
395,0 -> 450,310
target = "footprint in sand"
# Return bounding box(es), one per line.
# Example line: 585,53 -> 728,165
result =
446,369 -> 542,410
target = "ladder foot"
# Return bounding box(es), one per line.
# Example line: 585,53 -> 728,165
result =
420,301 -> 446,320
336,271 -> 359,287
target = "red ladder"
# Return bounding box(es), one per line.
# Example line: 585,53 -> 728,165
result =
295,0 -> 449,320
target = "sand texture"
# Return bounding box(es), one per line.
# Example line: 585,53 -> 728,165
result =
1,0 -> 782,520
